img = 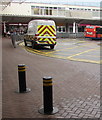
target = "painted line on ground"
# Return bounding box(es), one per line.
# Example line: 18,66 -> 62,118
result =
20,42 -> 100,64
44,43 -> 92,55
68,57 -> 100,64
67,47 -> 100,64
67,47 -> 99,59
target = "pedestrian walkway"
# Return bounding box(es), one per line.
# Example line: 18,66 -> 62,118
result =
2,38 -> 100,119
55,95 -> 100,118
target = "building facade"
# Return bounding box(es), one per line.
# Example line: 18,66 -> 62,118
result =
1,2 -> 101,37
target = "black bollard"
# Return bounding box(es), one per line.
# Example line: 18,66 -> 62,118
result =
38,76 -> 58,115
17,64 -> 31,93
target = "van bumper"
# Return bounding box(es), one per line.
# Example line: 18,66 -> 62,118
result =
24,39 -> 57,46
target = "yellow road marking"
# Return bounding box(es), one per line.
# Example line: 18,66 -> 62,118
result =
24,45 -> 100,64
19,41 -> 100,64
67,47 -> 100,64
68,58 -> 100,64
44,43 -> 93,54
67,47 -> 99,59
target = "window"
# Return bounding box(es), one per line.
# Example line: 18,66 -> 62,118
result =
62,27 -> 66,32
88,9 -> 91,11
73,8 -> 76,10
33,8 -> 39,15
86,26 -> 94,29
96,28 -> 102,34
31,6 -> 40,15
57,26 -> 66,33
76,8 -> 80,10
81,8 -> 84,10
31,6 -> 52,15
96,9 -> 99,11
45,7 -> 49,15
54,7 -> 57,9
93,9 -> 96,11
31,6 -> 65,16
44,7 -> 52,15
69,8 -> 72,10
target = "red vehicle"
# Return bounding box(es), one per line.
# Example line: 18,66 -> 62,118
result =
84,25 -> 102,39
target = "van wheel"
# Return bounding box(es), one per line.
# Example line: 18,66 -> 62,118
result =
50,45 -> 54,49
32,42 -> 37,49
32,42 -> 35,49
24,39 -> 27,46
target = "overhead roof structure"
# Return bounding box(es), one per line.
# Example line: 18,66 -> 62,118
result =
12,0 -> 26,4
2,14 -> 101,26
1,1 -> 101,26
1,0 -> 26,10
1,0 -> 12,10
1,0 -> 101,10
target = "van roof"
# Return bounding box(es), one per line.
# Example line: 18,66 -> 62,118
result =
28,19 -> 55,26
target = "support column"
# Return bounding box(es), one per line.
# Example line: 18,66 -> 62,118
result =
73,22 -> 76,33
76,23 -> 78,33
3,21 -> 6,37
68,25 -> 70,33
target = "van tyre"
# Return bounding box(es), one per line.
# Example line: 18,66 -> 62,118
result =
32,42 -> 37,49
32,42 -> 35,49
24,39 -> 27,46
50,45 -> 54,49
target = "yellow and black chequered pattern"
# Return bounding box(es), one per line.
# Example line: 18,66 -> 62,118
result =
24,25 -> 56,45
37,25 -> 56,44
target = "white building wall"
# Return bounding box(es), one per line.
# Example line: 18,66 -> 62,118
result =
70,10 -> 92,18
2,2 -> 31,15
1,2 -> 100,20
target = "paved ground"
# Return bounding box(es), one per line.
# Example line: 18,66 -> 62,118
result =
2,37 -> 100,119
19,38 -> 101,64
0,36 -> 2,120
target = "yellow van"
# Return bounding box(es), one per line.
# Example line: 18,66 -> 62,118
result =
24,19 -> 57,49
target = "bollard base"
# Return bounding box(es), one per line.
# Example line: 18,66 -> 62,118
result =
38,107 -> 59,115
15,88 -> 31,93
